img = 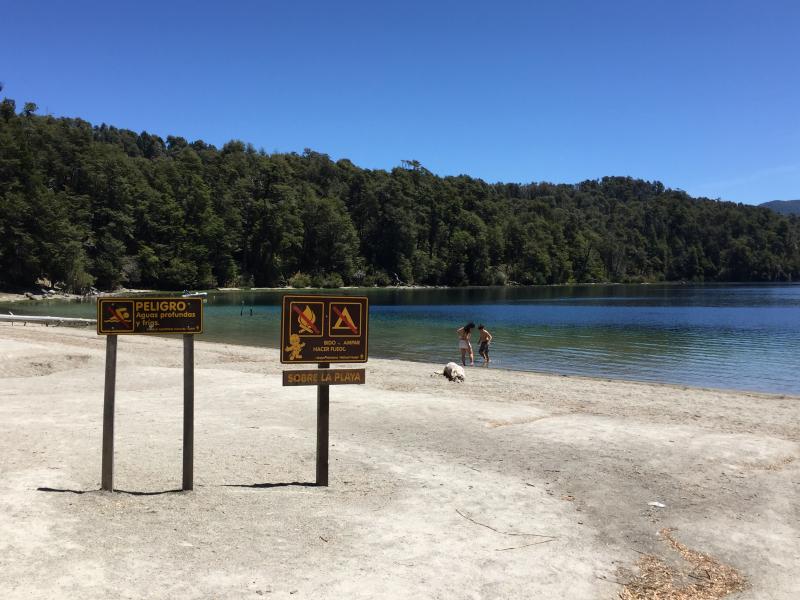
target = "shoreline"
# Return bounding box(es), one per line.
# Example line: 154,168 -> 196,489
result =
1,324 -> 799,598
208,336 -> 800,400
3,279 -> 798,303
0,318 -> 796,399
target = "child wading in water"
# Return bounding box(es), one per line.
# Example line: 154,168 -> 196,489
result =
456,322 -> 475,366
478,324 -> 493,366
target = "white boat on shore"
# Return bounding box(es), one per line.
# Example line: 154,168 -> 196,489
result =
181,291 -> 208,298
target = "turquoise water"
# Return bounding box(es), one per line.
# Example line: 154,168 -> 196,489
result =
2,284 -> 799,395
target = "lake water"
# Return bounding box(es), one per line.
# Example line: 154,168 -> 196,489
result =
2,284 -> 799,395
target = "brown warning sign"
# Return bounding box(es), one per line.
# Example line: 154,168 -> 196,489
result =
282,368 -> 366,386
97,297 -> 203,335
280,295 -> 368,363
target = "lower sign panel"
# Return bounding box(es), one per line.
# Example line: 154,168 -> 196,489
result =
283,368 -> 366,386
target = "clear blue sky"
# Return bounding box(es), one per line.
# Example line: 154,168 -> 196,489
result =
3,0 -> 798,204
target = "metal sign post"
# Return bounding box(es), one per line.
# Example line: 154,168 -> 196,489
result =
97,297 -> 203,492
280,295 -> 369,487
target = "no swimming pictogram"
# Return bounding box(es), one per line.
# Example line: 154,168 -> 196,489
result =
100,300 -> 135,333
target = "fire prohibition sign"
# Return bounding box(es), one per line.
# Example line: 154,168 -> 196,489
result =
280,294 -> 369,487
280,295 -> 369,363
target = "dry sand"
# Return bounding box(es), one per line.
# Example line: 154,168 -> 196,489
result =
0,324 -> 798,599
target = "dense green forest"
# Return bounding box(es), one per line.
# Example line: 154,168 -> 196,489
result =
1,98 -> 799,291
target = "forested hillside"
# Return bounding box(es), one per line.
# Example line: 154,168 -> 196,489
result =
1,99 -> 799,291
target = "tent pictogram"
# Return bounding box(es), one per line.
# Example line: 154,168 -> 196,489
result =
331,306 -> 358,334
328,302 -> 361,337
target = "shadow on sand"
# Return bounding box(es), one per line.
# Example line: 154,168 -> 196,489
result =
222,482 -> 318,489
37,487 -> 183,496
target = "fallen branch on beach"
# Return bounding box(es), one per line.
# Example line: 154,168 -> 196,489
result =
455,509 -> 557,539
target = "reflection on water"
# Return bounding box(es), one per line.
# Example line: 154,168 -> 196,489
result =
2,284 -> 799,395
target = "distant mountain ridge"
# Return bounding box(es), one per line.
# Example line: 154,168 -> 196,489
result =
760,200 -> 800,215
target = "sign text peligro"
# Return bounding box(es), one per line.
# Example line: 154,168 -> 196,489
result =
97,297 -> 203,335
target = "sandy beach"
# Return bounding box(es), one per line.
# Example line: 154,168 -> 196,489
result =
0,292 -> 27,302
0,324 -> 798,599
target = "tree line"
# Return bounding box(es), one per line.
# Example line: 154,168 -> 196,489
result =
1,98 -> 799,292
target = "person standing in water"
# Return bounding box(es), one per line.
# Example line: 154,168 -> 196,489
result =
477,324 -> 493,366
457,322 -> 475,366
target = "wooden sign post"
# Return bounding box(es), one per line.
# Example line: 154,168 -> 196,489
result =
183,334 -> 194,490
101,335 -> 118,491
280,295 -> 369,486
316,362 -> 330,486
97,297 -> 203,492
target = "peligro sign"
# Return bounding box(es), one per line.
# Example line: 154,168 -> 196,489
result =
97,297 -> 203,334
96,295 -> 203,492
